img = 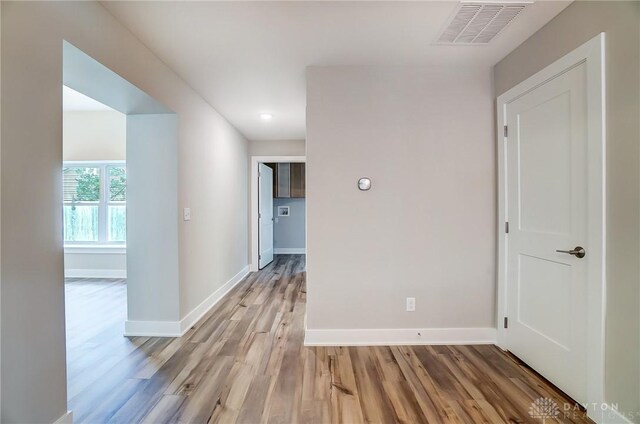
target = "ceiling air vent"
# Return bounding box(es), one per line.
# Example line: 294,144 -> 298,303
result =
436,2 -> 529,44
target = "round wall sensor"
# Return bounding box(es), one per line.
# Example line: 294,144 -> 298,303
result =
358,177 -> 371,191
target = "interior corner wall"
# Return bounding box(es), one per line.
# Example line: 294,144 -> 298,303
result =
0,2 -> 249,423
305,66 -> 496,334
493,1 -> 640,419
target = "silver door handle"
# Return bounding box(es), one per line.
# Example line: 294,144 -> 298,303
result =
556,246 -> 586,258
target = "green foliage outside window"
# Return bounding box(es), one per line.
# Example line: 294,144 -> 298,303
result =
62,165 -> 126,243
63,167 -> 100,203
109,167 -> 127,201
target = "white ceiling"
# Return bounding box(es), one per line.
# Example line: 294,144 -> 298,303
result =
102,1 -> 571,141
63,85 -> 114,112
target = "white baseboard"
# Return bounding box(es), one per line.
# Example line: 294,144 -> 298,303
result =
304,327 -> 497,346
53,411 -> 73,424
274,248 -> 306,254
178,265 -> 250,335
124,265 -> 250,337
65,269 -> 126,279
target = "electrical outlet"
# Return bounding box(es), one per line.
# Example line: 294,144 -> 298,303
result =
406,297 -> 416,312
183,208 -> 191,221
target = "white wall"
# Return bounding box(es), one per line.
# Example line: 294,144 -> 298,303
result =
178,111 -> 248,321
63,110 -> 126,161
305,66 -> 495,339
63,110 -> 127,278
249,139 -> 305,157
494,1 -> 640,419
64,248 -> 126,279
127,114 -> 180,325
1,2 -> 249,423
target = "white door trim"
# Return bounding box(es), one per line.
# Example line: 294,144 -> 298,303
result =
497,33 -> 605,422
250,155 -> 306,272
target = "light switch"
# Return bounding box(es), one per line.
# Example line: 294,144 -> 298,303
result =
406,297 -> 415,312
183,208 -> 191,221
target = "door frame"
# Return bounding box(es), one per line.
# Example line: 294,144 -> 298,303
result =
496,33 -> 605,419
250,155 -> 306,272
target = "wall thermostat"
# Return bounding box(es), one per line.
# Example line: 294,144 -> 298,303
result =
358,177 -> 371,191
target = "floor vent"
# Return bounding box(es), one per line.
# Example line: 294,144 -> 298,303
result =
436,2 -> 529,44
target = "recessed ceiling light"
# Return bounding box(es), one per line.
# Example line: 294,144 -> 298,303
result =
260,113 -> 273,121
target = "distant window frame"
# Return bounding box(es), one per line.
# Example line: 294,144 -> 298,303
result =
63,160 -> 126,246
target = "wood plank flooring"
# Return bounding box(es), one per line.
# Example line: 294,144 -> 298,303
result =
65,255 -> 592,423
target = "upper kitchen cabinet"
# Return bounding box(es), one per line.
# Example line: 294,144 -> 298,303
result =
276,163 -> 291,198
269,162 -> 305,198
290,163 -> 305,198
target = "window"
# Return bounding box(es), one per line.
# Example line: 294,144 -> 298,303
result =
63,162 -> 126,245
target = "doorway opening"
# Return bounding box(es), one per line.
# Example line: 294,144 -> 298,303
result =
62,41 -> 180,421
251,156 -> 306,271
62,87 -> 130,413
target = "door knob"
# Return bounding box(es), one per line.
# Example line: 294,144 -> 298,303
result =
556,246 -> 586,258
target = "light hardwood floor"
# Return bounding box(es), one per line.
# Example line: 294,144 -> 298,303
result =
65,255 -> 591,423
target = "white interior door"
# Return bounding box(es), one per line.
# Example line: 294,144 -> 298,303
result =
258,163 -> 274,269
506,62 -> 588,403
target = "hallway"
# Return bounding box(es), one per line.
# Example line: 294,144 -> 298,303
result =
66,255 -> 590,423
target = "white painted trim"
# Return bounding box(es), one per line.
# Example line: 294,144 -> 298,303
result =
178,265 -> 250,334
250,155 -> 306,272
64,268 -> 126,279
64,160 -> 126,165
304,327 -> 496,346
124,266 -> 250,337
496,33 -> 606,423
53,410 -> 73,424
64,245 -> 126,254
274,248 -> 306,254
